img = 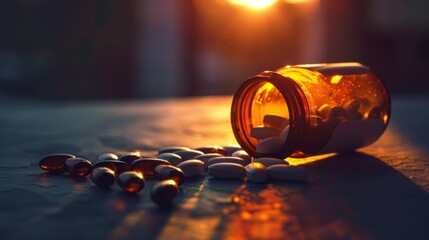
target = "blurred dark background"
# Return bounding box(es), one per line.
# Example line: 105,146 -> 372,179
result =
1,0 -> 429,100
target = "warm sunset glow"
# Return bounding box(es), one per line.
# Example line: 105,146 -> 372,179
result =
228,0 -> 315,8
383,114 -> 388,124
330,75 -> 343,84
287,153 -> 337,165
285,0 -> 314,3
229,0 -> 278,9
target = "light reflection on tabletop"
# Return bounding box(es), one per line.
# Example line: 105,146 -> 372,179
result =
1,96 -> 428,239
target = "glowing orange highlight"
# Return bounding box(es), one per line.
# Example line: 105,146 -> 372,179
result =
330,75 -> 343,84
228,0 -> 277,9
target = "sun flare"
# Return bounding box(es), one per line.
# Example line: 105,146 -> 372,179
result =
228,0 -> 278,9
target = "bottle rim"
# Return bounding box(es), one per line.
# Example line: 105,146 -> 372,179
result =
231,71 -> 309,159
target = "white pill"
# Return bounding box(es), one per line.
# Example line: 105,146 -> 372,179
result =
223,145 -> 242,156
245,162 -> 268,183
177,160 -> 204,178
256,137 -> 283,154
231,150 -> 252,165
158,146 -> 191,155
280,119 -> 290,129
254,157 -> 289,167
173,150 -> 204,160
280,126 -> 289,142
194,153 -> 223,168
267,165 -> 307,182
250,126 -> 281,139
195,145 -> 226,155
158,153 -> 182,166
208,163 -> 245,179
263,115 -> 289,128
208,157 -> 245,166
98,153 -> 118,161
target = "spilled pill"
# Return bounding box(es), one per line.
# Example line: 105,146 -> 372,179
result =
118,152 -> 141,165
150,180 -> 178,206
64,158 -> 92,177
93,160 -> 130,175
231,150 -> 252,166
208,163 -> 245,179
208,156 -> 245,166
158,146 -> 191,155
91,167 -> 115,189
194,153 -> 224,168
131,158 -> 171,177
223,145 -> 242,156
177,159 -> 204,178
117,171 -> 145,194
195,145 -> 226,155
98,153 -> 118,161
39,153 -> 76,172
154,165 -> 185,185
173,150 -> 204,160
267,165 -> 307,182
157,153 -> 182,166
245,162 -> 268,183
256,137 -> 283,154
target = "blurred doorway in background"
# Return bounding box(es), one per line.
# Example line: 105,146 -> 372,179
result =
1,0 -> 429,99
134,0 -> 322,98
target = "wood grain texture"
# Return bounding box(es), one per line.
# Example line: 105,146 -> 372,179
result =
0,96 -> 428,240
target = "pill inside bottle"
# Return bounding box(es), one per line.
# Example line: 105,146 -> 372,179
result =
231,62 -> 390,159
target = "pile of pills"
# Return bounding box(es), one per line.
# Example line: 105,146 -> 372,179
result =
39,145 -> 307,206
320,99 -> 385,122
250,114 -> 290,154
249,99 -> 385,155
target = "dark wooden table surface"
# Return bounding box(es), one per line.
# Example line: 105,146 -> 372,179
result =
0,96 -> 428,240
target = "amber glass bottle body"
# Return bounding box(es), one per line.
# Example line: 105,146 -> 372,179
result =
231,62 -> 390,158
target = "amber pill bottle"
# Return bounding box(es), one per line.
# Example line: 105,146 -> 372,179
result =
231,62 -> 391,159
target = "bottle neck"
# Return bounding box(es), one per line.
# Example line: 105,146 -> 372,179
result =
231,71 -> 310,159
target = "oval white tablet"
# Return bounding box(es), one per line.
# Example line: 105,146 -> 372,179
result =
231,150 -> 252,166
245,162 -> 268,183
174,150 -> 204,160
158,146 -> 191,155
223,145 -> 242,156
98,153 -> 118,161
267,165 -> 307,182
177,160 -> 204,178
208,157 -> 245,166
256,137 -> 283,154
263,114 -> 288,128
208,163 -> 245,179
250,126 -> 281,139
158,153 -> 182,166
194,153 -> 224,168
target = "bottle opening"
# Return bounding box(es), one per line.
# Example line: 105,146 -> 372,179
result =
250,82 -> 290,154
231,73 -> 303,159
